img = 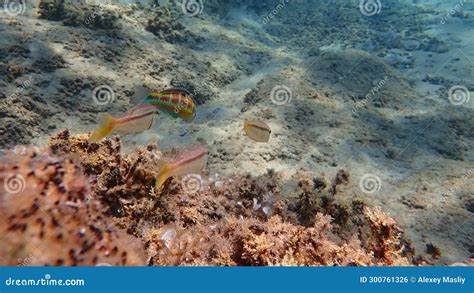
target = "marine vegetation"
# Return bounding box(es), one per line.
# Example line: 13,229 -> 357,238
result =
0,129 -> 443,266
0,0 -> 472,268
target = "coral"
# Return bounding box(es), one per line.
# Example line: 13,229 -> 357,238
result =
0,131 -> 419,266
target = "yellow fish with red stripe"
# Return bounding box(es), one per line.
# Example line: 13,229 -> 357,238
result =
144,87 -> 196,122
155,145 -> 208,189
88,103 -> 157,142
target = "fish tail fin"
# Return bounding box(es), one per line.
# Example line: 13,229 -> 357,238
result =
243,120 -> 249,130
155,160 -> 171,189
132,84 -> 150,105
88,113 -> 116,143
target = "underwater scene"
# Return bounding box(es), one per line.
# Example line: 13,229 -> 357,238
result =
0,0 -> 472,267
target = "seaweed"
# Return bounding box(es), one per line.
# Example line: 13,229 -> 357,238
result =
0,131 -> 425,266
0,146 -> 145,266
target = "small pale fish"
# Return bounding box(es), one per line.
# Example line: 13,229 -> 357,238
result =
144,87 -> 197,122
155,145 -> 208,189
243,120 -> 271,142
88,103 -> 157,142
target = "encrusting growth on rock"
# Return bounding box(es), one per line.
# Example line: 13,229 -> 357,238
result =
0,146 -> 145,266
0,130 -> 431,266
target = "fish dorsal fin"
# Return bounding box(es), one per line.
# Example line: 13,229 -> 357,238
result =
245,120 -> 271,132
172,145 -> 208,164
160,87 -> 193,96
125,103 -> 157,116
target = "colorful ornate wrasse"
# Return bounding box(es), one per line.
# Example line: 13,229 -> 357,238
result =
243,120 -> 271,142
143,87 -> 196,122
155,145 -> 208,189
88,103 -> 157,142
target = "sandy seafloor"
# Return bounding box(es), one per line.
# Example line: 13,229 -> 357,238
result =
0,0 -> 473,264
